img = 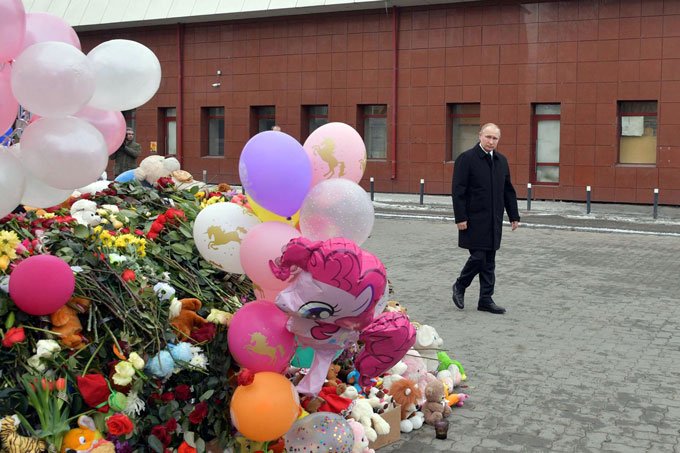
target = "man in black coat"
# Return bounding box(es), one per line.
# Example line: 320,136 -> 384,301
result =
451,123 -> 520,314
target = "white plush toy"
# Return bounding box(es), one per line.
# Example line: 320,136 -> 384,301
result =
347,419 -> 375,453
134,156 -> 181,185
70,199 -> 101,226
348,398 -> 390,443
414,324 -> 444,373
381,360 -> 406,391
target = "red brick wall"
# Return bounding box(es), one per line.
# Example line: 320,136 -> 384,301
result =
79,0 -> 680,205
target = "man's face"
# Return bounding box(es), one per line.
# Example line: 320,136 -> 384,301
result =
479,127 -> 500,152
126,131 -> 134,140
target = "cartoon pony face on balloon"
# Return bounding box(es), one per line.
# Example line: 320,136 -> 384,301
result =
270,237 -> 387,333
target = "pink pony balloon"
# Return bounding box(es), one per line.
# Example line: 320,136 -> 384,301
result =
270,237 -> 415,395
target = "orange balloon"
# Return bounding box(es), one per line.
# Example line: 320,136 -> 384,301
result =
230,372 -> 300,442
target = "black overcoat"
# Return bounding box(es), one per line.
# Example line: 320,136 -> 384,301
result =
451,144 -> 520,251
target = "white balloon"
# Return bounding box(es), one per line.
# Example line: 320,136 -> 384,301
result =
11,41 -> 94,117
0,148 -> 26,217
87,39 -> 161,111
8,144 -> 72,208
193,202 -> 261,274
299,178 -> 375,245
19,117 -> 108,190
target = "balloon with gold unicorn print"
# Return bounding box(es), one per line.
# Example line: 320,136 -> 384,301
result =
303,122 -> 367,188
192,201 -> 260,274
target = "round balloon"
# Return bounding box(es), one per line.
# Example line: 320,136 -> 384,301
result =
11,41 -> 95,118
227,300 -> 296,373
303,122 -> 367,187
230,371 -> 300,442
0,0 -> 26,61
0,65 -> 18,135
87,39 -> 161,111
239,222 -> 300,292
75,106 -> 126,155
299,178 -> 375,245
19,117 -> 108,190
239,131 -> 312,218
9,255 -> 75,316
284,412 -> 354,453
247,195 -> 300,227
22,12 -> 81,51
193,202 -> 260,274
0,150 -> 26,218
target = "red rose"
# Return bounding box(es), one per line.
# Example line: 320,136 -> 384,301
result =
178,442 -> 197,453
165,418 -> 177,432
2,327 -> 26,348
106,413 -> 134,436
160,392 -> 175,402
76,374 -> 111,412
121,269 -> 136,282
150,425 -> 171,447
174,384 -> 191,401
150,222 -> 164,233
146,232 -> 158,240
188,402 -> 208,424
190,323 -> 216,343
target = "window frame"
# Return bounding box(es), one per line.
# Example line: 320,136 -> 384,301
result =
530,103 -> 561,185
250,106 -> 276,136
357,104 -> 388,160
446,103 -> 481,162
201,107 -> 225,157
617,100 -> 658,166
301,105 -> 329,141
158,107 -> 177,156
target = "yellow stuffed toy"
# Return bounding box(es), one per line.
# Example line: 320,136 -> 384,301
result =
50,297 -> 90,349
169,298 -> 207,340
60,415 -> 114,453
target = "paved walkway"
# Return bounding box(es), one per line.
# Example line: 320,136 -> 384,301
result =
361,211 -> 680,452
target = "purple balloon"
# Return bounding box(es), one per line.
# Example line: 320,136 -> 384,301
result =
239,131 -> 312,217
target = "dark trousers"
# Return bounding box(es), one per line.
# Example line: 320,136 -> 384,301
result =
456,249 -> 496,303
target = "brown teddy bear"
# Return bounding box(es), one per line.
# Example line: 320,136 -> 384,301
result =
421,380 -> 452,426
50,297 -> 91,349
170,298 -> 207,340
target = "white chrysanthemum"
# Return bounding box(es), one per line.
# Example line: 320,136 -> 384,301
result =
123,390 -> 146,416
108,253 -> 128,265
189,353 -> 208,370
154,282 -> 176,301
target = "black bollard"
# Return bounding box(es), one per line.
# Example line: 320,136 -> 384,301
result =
527,183 -> 532,211
370,177 -> 375,201
419,179 -> 425,205
653,188 -> 659,219
586,186 -> 591,214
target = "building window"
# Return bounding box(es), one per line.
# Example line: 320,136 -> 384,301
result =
532,104 -> 561,184
251,106 -> 276,136
618,101 -> 657,165
159,107 -> 177,155
358,105 -> 387,160
202,107 -> 224,157
447,104 -> 480,161
122,109 -> 136,131
301,105 -> 328,140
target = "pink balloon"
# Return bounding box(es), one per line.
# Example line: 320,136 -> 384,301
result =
240,222 -> 300,292
0,65 -> 18,133
227,300 -> 296,373
9,255 -> 75,316
22,13 -> 81,51
0,0 -> 26,61
75,106 -> 126,155
303,122 -> 367,188
254,286 -> 281,302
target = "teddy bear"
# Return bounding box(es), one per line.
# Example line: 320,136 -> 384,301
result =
347,419 -> 375,453
61,415 -> 115,453
401,349 -> 438,405
389,378 -> 424,433
50,297 -> 90,349
170,169 -> 203,190
169,298 -> 207,340
421,380 -> 452,426
347,398 -> 390,442
70,199 -> 102,227
414,324 -> 444,373
134,155 -> 181,186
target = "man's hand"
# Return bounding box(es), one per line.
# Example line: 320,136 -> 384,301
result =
457,221 -> 468,231
511,221 -> 520,231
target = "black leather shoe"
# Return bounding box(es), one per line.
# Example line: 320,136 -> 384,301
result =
452,282 -> 465,309
478,301 -> 506,314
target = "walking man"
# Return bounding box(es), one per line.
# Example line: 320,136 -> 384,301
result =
451,123 -> 520,314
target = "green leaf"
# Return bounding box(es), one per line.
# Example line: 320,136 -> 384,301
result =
199,389 -> 214,401
147,435 -> 164,452
73,224 -> 90,239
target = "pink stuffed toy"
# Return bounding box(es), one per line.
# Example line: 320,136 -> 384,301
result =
401,349 -> 438,405
347,419 -> 375,453
271,237 -> 415,395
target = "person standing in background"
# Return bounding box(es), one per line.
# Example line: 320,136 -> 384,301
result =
451,123 -> 520,315
110,127 -> 141,177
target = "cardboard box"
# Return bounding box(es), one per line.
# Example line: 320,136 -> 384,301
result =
368,404 -> 401,450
